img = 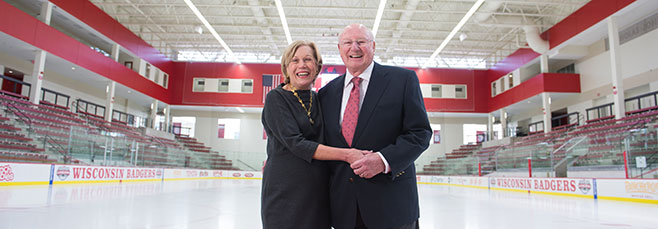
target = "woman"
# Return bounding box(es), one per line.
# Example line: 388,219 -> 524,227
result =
261,40 -> 365,228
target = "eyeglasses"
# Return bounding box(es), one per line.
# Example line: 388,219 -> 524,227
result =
339,39 -> 372,48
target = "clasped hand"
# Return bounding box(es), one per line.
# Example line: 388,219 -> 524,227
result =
344,149 -> 385,179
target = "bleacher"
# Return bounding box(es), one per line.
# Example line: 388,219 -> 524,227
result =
0,90 -> 237,170
420,101 -> 658,176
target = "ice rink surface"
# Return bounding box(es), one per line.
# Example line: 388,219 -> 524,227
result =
1,179 -> 657,229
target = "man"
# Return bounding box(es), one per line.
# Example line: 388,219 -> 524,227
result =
318,24 -> 432,229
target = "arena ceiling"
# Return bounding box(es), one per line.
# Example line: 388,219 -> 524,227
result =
90,0 -> 590,69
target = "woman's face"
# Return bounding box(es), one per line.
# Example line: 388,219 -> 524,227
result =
286,45 -> 317,90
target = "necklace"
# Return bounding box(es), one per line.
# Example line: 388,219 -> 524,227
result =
288,84 -> 314,125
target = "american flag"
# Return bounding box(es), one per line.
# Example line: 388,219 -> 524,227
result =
262,74 -> 282,103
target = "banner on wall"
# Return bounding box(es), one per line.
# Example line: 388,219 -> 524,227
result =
218,124 -> 225,138
0,162 -> 51,185
476,131 -> 486,143
52,165 -> 162,183
597,179 -> 658,201
433,130 -> 440,144
489,177 -> 594,196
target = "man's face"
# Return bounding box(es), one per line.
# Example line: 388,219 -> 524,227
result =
338,26 -> 375,75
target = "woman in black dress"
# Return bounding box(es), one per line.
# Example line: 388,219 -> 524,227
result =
261,41 -> 365,229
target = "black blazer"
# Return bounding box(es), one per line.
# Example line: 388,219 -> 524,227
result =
318,62 -> 432,229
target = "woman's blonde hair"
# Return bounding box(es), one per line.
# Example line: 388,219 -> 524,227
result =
281,40 -> 323,85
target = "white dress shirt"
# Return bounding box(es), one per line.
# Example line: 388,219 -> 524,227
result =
340,62 -> 390,174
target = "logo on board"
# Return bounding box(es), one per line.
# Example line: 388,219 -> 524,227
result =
578,179 -> 592,194
56,166 -> 71,180
0,165 -> 15,182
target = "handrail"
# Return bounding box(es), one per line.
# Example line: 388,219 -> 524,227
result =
76,98 -> 105,118
41,88 -> 70,109
552,112 -> 580,128
112,109 -> 135,125
236,159 -> 257,171
586,103 -> 614,121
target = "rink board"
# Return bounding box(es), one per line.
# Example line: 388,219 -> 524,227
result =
1,162 -> 657,203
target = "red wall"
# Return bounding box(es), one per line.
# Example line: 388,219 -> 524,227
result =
415,68 -> 489,113
49,0 -> 174,75
0,1 -> 171,104
171,62 -> 280,107
543,0 -> 636,50
171,62 -> 490,112
488,73 -> 581,111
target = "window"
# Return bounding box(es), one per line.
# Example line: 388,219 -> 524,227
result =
193,78 -> 205,92
455,85 -> 466,99
508,74 -> 514,89
493,124 -> 502,140
463,124 -> 487,144
242,79 -> 253,93
163,74 -> 169,88
218,79 -> 229,92
431,85 -> 441,98
430,124 -> 441,144
145,63 -> 151,79
491,82 -> 497,97
218,118 -> 240,139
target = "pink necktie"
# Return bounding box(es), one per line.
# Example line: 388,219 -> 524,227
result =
342,77 -> 362,147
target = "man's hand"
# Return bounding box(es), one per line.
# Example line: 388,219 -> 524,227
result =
344,149 -> 372,164
351,153 -> 385,179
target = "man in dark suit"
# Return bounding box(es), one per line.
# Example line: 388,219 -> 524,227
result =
318,24 -> 432,229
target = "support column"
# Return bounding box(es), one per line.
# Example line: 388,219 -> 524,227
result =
164,104 -> 171,133
29,50 -> 47,105
136,58 -> 147,77
0,65 -> 4,87
542,93 -> 552,133
500,108 -> 508,138
104,82 -> 116,122
608,16 -> 626,120
111,44 -> 120,62
487,113 -> 494,141
39,1 -> 54,25
540,55 -> 549,73
150,100 -> 158,129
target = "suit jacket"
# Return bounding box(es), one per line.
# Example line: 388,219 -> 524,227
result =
318,62 -> 432,229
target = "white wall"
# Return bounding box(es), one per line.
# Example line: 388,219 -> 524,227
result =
0,50 -> 150,118
577,26 -> 658,92
170,110 -> 267,170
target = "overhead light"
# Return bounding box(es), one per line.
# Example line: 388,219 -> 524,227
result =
274,0 -> 292,44
459,33 -> 467,42
194,26 -> 203,34
183,0 -> 241,64
423,0 -> 485,68
106,85 -> 109,93
372,0 -> 387,39
236,107 -> 245,113
71,67 -> 76,70
8,70 -> 12,73
549,97 -> 552,105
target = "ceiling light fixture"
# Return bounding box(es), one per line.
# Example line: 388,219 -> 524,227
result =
183,0 -> 241,64
372,0 -> 387,39
236,107 -> 245,113
274,0 -> 292,44
422,0 -> 485,68
459,33 -> 468,42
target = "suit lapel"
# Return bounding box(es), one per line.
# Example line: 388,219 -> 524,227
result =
352,63 -> 391,146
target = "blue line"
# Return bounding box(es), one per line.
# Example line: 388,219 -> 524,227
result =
49,164 -> 54,185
